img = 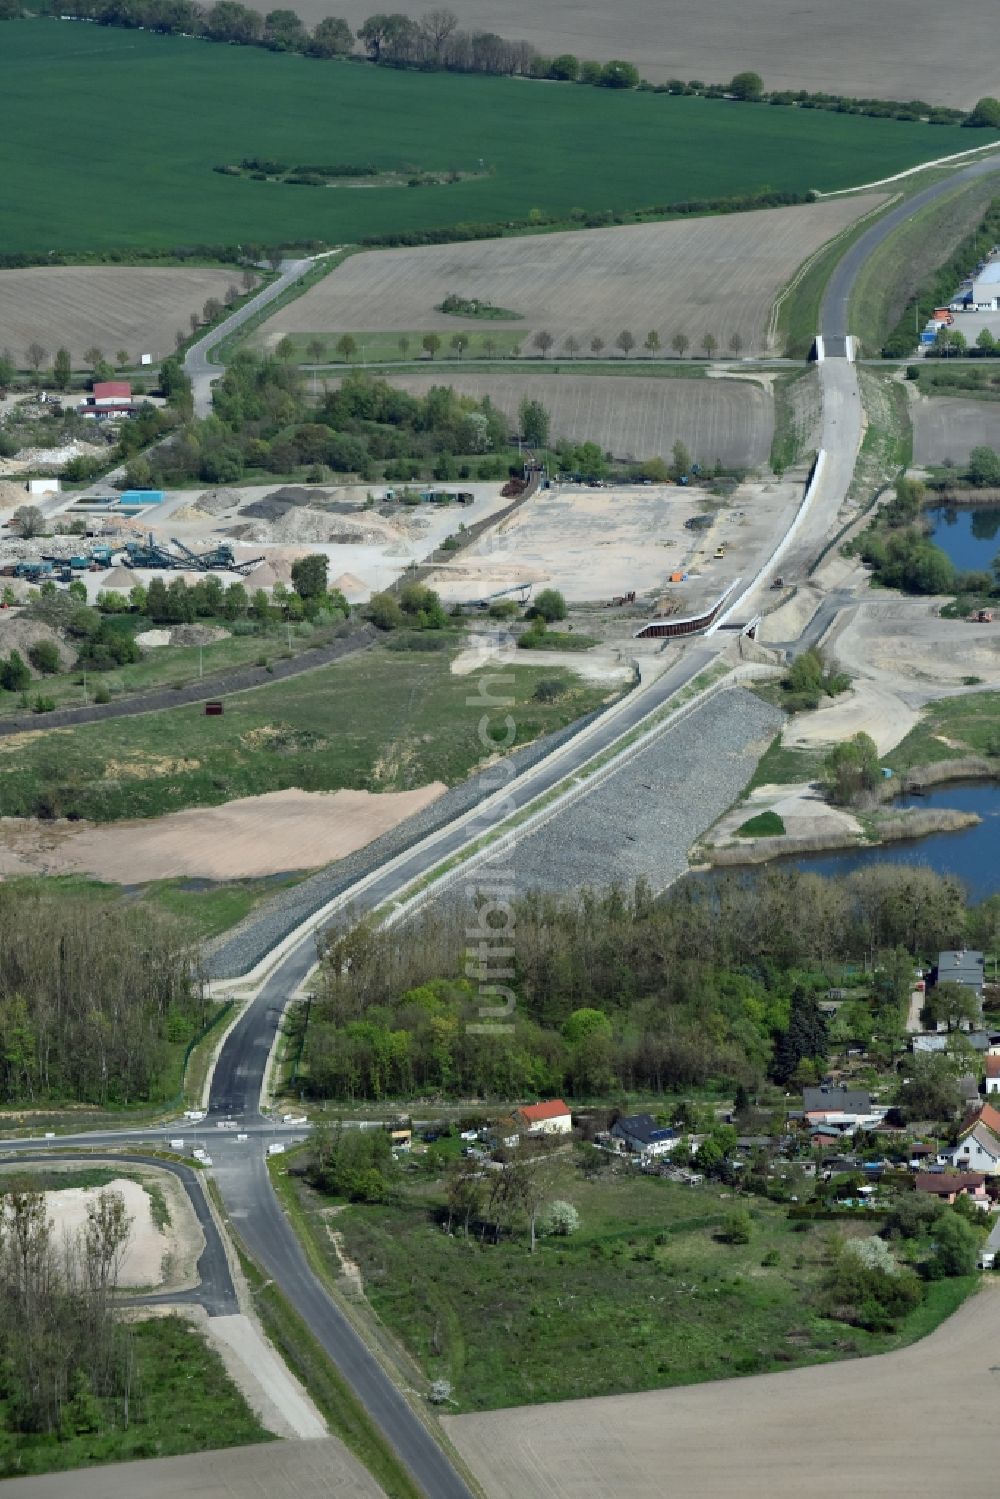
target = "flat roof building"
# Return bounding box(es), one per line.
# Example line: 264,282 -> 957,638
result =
971,261 -> 1000,307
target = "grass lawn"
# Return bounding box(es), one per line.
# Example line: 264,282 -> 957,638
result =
737,810 -> 786,837
2,22 -> 994,255
0,1316 -> 270,1478
887,691 -> 1000,771
0,640 -> 610,821
745,733 -> 825,790
303,1152 -> 975,1412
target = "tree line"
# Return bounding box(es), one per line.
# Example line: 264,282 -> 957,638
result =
0,1182 -> 136,1444
0,884 -> 203,1105
849,474 -> 1000,598
298,866 -> 987,1104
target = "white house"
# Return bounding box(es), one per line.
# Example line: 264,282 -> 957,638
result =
986,1056 -> 1000,1095
943,1120 -> 1000,1175
513,1100 -> 572,1136
609,1114 -> 678,1159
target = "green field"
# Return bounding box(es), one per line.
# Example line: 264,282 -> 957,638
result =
2,22 -> 995,254
285,1150 -> 976,1412
0,642 -> 608,821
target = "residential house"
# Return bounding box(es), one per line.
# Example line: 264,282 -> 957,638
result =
930,949 -> 985,1029
802,1086 -> 881,1131
914,1171 -> 989,1207
610,1114 -> 678,1158
514,1100 -> 572,1136
79,380 -> 135,419
987,1056 -> 1000,1095
943,1120 -> 1000,1175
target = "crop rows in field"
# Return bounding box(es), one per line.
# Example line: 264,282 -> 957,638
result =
259,198 -> 885,359
0,267 -> 246,366
382,371 -> 773,467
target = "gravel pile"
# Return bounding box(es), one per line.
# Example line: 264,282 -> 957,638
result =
202,694 -> 621,978
195,488 -> 244,516
479,688 -> 785,898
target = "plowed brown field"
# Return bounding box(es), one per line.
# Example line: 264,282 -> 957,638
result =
0,267 -> 250,366
383,371 -> 772,467
256,196 -> 885,360
296,0 -> 1000,107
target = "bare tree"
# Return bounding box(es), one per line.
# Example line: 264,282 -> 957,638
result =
616,329 -> 636,357
483,336 -> 497,359
564,334 -> 580,358
590,335 -> 605,357
189,312 -> 200,334
224,283 -> 240,306
202,297 -> 223,323
398,334 -> 411,360
174,329 -> 187,349
420,6 -> 458,59
671,331 -> 689,358
449,332 -> 469,358
703,332 -> 718,359
729,332 -> 743,357
241,267 -> 258,293
533,329 -> 554,357
83,346 -> 103,370
26,342 -> 47,372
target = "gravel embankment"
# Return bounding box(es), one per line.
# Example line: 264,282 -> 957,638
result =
471,688 -> 785,896
203,695 -> 623,978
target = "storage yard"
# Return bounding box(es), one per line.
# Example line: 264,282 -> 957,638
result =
423,479 -> 800,609
0,266 -> 255,367
255,197 -> 885,360
380,372 -> 773,467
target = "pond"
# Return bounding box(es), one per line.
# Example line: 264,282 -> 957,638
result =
927,504 -> 1000,573
783,781 -> 1000,902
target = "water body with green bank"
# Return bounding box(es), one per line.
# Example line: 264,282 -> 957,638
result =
927,504 -> 1000,571
1,20 -> 995,255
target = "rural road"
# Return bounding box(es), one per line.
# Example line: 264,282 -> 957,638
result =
184,256 -> 316,417
821,150 -> 1000,354
12,157 -> 1000,1497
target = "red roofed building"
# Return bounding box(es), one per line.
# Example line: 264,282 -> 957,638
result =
514,1100 -> 572,1136
81,380 -> 134,419
960,1101 -> 1000,1137
914,1171 -> 988,1205
987,1056 -> 1000,1095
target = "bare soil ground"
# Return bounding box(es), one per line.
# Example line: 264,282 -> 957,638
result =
301,0 -> 999,106
0,1436 -> 386,1498
382,372 -> 773,467
911,394 -> 1000,466
424,479 -> 799,606
200,1312 -> 328,1441
445,1284 -> 1000,1499
451,634 -> 633,683
0,785 -> 446,883
257,198 -> 884,358
0,267 -> 251,366
36,1177 -> 170,1288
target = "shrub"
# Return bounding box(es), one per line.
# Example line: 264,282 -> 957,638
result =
719,1208 -> 753,1244
540,1200 -> 580,1236
27,640 -> 61,675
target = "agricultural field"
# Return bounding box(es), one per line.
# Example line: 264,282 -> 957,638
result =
378,371 -> 773,466
445,1282 -> 991,1499
0,267 -> 252,368
313,0 -> 1000,107
257,198 -> 886,359
912,395 -> 1000,465
1,23 -> 989,256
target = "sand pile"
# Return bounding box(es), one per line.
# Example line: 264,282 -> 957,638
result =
332,571 -> 368,598
135,628 -> 171,648
196,487 -> 244,516
101,565 -> 135,591
170,624 -> 228,646
246,561 -> 280,588
247,508 -> 400,545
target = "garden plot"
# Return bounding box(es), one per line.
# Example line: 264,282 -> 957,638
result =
0,267 -> 252,366
385,372 -> 772,467
424,479 -> 798,606
257,197 -> 885,359
912,395 -> 1000,466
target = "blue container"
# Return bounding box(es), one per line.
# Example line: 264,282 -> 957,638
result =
120,489 -> 165,505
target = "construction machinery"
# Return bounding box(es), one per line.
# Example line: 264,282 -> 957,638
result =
13,560 -> 54,580
970,608 -> 994,623
124,533 -> 182,569
170,538 -> 265,575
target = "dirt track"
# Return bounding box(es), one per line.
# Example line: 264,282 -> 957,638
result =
445,1284 -> 1000,1498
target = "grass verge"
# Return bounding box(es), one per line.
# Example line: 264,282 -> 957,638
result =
737,810 -> 786,836
886,691 -> 1000,771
